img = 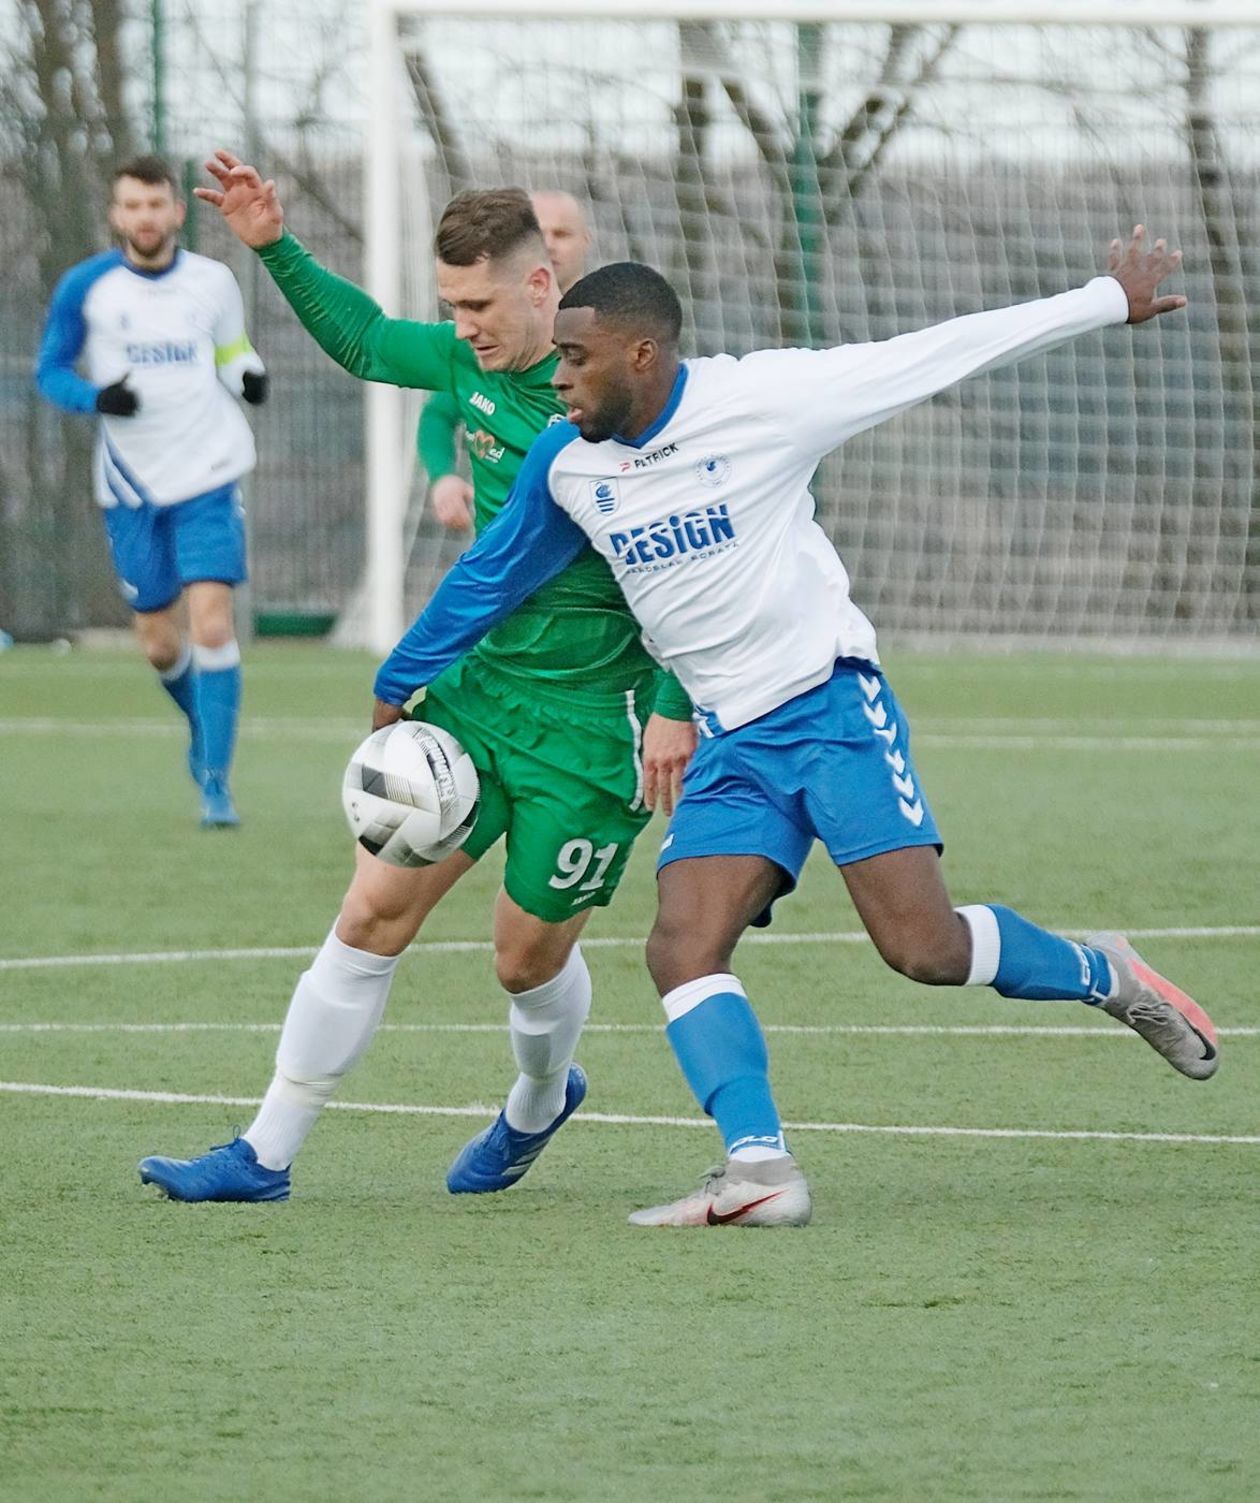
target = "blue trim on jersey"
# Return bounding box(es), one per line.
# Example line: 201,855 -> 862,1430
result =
373,421 -> 589,706
119,248 -> 183,281
103,433 -> 154,506
35,249 -> 125,415
612,364 -> 688,450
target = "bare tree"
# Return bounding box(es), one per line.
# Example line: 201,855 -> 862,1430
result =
0,0 -> 138,636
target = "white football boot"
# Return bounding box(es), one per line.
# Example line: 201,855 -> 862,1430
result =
628,1154 -> 812,1228
1088,932 -> 1219,1080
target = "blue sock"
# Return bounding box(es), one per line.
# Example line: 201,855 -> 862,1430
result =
158,645 -> 203,771
957,903 -> 1113,1004
193,641 -> 242,782
663,977 -> 785,1156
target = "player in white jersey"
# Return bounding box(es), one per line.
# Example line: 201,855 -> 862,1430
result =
36,155 -> 268,827
368,232 -> 1220,1228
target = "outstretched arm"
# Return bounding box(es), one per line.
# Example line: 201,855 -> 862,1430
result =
373,435 -> 589,715
752,225 -> 1185,460
195,149 -> 457,390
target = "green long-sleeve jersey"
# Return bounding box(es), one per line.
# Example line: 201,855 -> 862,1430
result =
257,232 -> 690,717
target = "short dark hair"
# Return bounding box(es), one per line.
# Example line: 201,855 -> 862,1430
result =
111,155 -> 180,196
559,262 -> 682,345
435,188 -> 544,266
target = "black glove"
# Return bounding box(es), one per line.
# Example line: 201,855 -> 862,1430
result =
95,378 -> 139,417
241,370 -> 269,406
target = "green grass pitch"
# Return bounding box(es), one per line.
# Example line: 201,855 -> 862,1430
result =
2,644 -> 1258,1501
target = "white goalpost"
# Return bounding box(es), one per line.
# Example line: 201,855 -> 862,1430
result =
357,0 -> 1260,654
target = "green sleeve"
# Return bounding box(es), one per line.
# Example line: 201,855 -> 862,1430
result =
256,230 -> 457,390
651,670 -> 694,722
417,391 -> 462,480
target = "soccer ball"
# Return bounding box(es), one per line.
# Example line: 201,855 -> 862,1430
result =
341,720 -> 480,867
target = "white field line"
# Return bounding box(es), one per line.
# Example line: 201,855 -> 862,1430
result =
1,1078 -> 1255,1148
2,925 -> 1258,973
1,1019 -> 1258,1039
2,717 -> 1259,753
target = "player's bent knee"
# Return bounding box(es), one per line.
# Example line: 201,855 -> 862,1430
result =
875,932 -> 970,987
645,921 -> 730,997
494,949 -> 564,995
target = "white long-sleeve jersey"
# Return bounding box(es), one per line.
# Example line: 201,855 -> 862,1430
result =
376,276 -> 1130,728
36,248 -> 265,507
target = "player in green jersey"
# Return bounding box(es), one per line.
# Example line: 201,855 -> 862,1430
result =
420,190 -> 592,532
137,151 -> 695,1205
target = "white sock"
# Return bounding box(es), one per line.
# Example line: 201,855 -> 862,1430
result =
504,946 -> 592,1133
245,929 -> 400,1170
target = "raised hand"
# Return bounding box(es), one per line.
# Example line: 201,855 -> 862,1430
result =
1107,225 -> 1187,325
193,149 -> 284,249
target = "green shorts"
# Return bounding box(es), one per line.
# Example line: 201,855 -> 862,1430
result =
420,658 -> 655,924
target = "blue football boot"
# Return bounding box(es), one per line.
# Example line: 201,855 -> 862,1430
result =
139,1137 -> 290,1202
200,773 -> 240,828
447,1065 -> 587,1194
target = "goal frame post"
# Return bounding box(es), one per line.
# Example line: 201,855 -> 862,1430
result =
359,0 -> 1258,654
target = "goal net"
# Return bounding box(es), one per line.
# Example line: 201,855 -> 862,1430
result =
360,0 -> 1260,652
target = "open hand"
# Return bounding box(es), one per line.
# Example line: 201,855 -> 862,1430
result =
193,149 -> 284,249
1107,225 -> 1187,325
642,713 -> 697,816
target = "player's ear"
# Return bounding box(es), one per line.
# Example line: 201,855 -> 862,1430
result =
173,198 -> 187,230
526,262 -> 552,306
631,338 -> 658,373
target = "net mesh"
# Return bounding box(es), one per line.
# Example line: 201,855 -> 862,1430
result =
392,15 -> 1260,644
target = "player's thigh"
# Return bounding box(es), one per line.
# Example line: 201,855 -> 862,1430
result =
648,855 -> 784,992
419,669 -> 512,865
172,485 -> 247,594
501,769 -> 649,926
492,887 -> 593,993
796,663 -> 944,868
185,580 -> 235,648
654,726 -> 813,931
336,840 -> 477,955
101,500 -> 181,614
840,845 -> 969,974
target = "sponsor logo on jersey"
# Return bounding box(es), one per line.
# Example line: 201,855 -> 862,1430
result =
469,429 -> 505,464
609,503 -> 737,572
619,441 -> 678,472
469,390 -> 496,416
696,454 -> 731,487
590,478 -> 620,514
125,340 -> 198,366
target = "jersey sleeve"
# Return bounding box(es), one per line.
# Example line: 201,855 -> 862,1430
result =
373,426 -> 589,706
417,391 -> 463,481
256,231 -> 458,390
651,670 -> 694,722
211,263 -> 265,397
744,276 -> 1130,461
35,265 -> 103,415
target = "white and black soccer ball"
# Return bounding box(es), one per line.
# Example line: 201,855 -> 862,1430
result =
341,721 -> 479,868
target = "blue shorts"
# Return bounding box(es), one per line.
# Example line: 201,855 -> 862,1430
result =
657,659 -> 942,924
102,483 -> 247,613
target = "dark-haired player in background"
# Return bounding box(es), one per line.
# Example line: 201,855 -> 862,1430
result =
36,154 -> 268,827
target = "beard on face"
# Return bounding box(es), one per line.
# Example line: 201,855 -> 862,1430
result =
577,389 -> 633,445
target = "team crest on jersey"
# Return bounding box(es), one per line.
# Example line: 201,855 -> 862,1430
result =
696,454 -> 731,487
590,478 -> 620,514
